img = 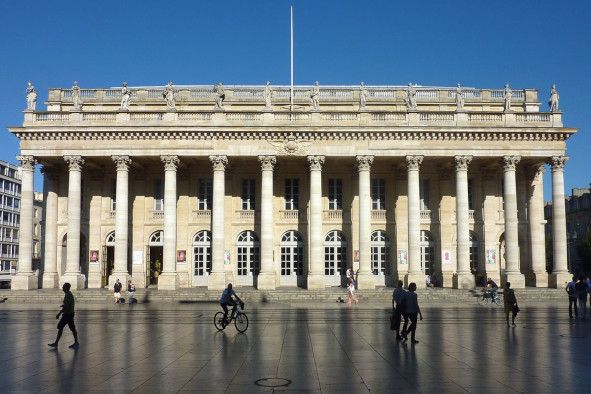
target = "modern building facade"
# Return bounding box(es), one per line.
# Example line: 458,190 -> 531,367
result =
0,160 -> 21,285
9,82 -> 576,290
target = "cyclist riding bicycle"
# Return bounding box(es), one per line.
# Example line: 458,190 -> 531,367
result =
485,278 -> 499,299
220,283 -> 243,326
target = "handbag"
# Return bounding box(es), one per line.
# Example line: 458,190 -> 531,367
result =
512,304 -> 520,314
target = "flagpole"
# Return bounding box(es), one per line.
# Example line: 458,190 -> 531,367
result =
290,5 -> 294,113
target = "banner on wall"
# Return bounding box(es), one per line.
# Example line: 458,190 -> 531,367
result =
133,251 -> 143,265
224,250 -> 231,265
486,249 -> 496,265
89,250 -> 99,263
442,250 -> 453,268
397,250 -> 408,265
177,250 -> 186,263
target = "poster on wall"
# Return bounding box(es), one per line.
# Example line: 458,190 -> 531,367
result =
486,249 -> 496,265
353,250 -> 359,262
177,250 -> 186,263
397,250 -> 408,265
133,251 -> 143,265
224,250 -> 231,265
442,250 -> 453,268
89,250 -> 99,263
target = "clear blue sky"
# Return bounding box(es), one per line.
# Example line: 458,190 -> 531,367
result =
1,0 -> 589,198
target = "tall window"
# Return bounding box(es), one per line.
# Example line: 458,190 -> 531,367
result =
371,179 -> 386,210
371,230 -> 390,275
420,230 -> 435,276
284,179 -> 299,210
280,231 -> 304,275
193,231 -> 212,276
111,179 -> 117,211
324,230 -> 347,275
420,179 -> 430,210
468,179 -> 474,210
154,179 -> 163,211
241,179 -> 256,210
237,231 -> 260,275
469,232 -> 479,271
328,179 -> 343,210
198,179 -> 213,210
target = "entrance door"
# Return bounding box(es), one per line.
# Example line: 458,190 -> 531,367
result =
324,230 -> 347,287
192,231 -> 211,286
148,230 -> 164,286
280,231 -> 304,287
236,231 -> 259,287
103,231 -> 115,287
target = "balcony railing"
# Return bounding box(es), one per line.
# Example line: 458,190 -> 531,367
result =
420,210 -> 434,222
280,210 -> 299,221
371,210 -> 387,221
151,210 -> 164,220
236,210 -> 255,220
192,210 -> 211,222
324,210 -> 343,221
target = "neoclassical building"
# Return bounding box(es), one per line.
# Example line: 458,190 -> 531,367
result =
9,82 -> 576,290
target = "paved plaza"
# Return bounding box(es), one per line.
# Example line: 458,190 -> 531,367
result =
0,301 -> 589,393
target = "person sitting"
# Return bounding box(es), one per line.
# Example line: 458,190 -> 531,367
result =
219,283 -> 243,326
425,275 -> 434,288
486,278 -> 499,299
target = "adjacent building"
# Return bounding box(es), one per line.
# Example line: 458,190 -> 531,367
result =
0,161 -> 21,286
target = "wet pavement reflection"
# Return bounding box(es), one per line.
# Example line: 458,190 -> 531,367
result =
0,303 -> 589,393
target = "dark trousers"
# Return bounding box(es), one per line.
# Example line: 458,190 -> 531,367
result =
406,313 -> 418,340
393,307 -> 404,335
221,301 -> 236,322
569,297 -> 578,318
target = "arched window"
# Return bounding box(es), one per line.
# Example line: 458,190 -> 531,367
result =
237,231 -> 260,276
371,230 -> 390,275
106,231 -> 115,246
280,231 -> 304,276
149,230 -> 163,246
420,230 -> 435,276
324,230 -> 347,275
469,231 -> 479,271
193,231 -> 211,276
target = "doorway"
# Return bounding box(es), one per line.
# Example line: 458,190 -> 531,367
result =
148,231 -> 164,286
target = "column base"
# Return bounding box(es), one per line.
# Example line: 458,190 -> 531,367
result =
157,272 -> 179,290
530,272 -> 549,288
549,272 -> 572,289
60,273 -> 86,290
11,273 -> 38,290
405,272 -> 426,289
42,273 -> 59,289
207,271 -> 227,290
356,272 -> 375,290
108,272 -> 131,288
502,272 -> 525,289
257,272 -> 276,290
441,272 -> 454,288
453,272 -> 475,289
307,273 -> 325,290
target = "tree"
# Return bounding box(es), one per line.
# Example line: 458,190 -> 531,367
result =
576,230 -> 591,276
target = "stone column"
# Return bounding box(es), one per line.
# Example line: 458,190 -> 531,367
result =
109,156 -> 132,286
549,156 -> 571,288
42,167 -> 59,288
257,155 -> 277,289
12,156 -> 38,290
307,156 -> 325,289
502,156 -> 525,288
208,155 -> 228,290
453,155 -> 475,289
528,163 -> 548,287
356,155 -> 375,289
61,155 -> 85,289
158,155 -> 179,290
405,155 -> 425,288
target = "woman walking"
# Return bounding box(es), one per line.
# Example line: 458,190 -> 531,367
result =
347,278 -> 358,305
503,282 -> 519,327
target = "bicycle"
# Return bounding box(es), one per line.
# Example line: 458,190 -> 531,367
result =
477,289 -> 503,306
214,302 -> 249,333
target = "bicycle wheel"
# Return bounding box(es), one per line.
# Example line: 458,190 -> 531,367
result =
234,312 -> 249,333
493,294 -> 503,306
214,312 -> 226,331
477,295 -> 487,306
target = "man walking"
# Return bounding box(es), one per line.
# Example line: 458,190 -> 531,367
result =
391,280 -> 407,341
401,282 -> 422,344
575,276 -> 588,320
566,276 -> 578,319
127,280 -> 136,304
48,283 -> 79,349
113,278 -> 122,304
503,282 -> 519,327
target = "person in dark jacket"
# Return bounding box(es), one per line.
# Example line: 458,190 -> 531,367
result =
401,282 -> 423,344
575,276 -> 588,320
566,276 -> 578,319
113,279 -> 122,304
391,280 -> 407,341
503,282 -> 519,327
48,283 -> 79,349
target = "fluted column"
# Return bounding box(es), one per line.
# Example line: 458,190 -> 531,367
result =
61,155 -> 85,289
307,156 -> 325,289
158,155 -> 179,290
453,155 -> 475,289
502,156 -> 525,288
257,155 -> 277,289
405,155 -> 425,288
529,163 -> 548,287
42,167 -> 59,288
208,155 -> 228,290
549,156 -> 570,288
109,156 -> 131,286
12,156 -> 37,290
356,155 -> 375,289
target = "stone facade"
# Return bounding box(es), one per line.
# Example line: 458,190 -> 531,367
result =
8,83 -> 577,290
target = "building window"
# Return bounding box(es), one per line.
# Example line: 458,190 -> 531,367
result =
284,179 -> 299,210
241,179 -> 256,210
420,230 -> 435,276
237,231 -> 259,276
328,179 -> 343,210
371,179 -> 386,210
198,179 -> 212,210
371,230 -> 390,275
468,179 -> 474,210
154,179 -> 163,211
469,232 -> 479,271
324,230 -> 347,275
280,231 -> 304,276
420,179 -> 430,210
193,231 -> 211,276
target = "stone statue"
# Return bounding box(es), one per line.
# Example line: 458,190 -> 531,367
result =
264,81 -> 272,109
120,82 -> 131,110
215,83 -> 225,109
405,83 -> 417,110
163,81 -> 176,110
310,81 -> 320,111
455,83 -> 464,112
503,83 -> 512,112
25,82 -> 37,111
359,82 -> 367,110
549,84 -> 559,112
71,81 -> 82,111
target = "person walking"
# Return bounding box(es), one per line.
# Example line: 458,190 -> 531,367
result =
347,278 -> 358,305
127,280 -> 136,304
113,279 -> 122,304
503,282 -> 519,327
566,276 -> 578,319
391,280 -> 407,341
575,276 -> 588,320
48,283 -> 79,349
401,282 -> 422,344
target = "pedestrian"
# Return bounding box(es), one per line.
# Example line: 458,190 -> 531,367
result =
391,280 -> 407,341
48,282 -> 79,349
345,267 -> 352,288
587,276 -> 591,311
503,282 -> 519,327
566,276 -> 578,319
347,278 -> 358,305
113,278 -> 122,304
575,276 -> 588,320
127,280 -> 136,304
401,282 -> 422,344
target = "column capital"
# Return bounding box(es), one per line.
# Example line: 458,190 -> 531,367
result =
529,162 -> 546,178
454,155 -> 472,171
356,155 -> 374,171
112,155 -> 132,171
550,155 -> 568,171
502,155 -> 521,171
405,155 -> 423,170
307,155 -> 325,171
64,155 -> 84,171
209,155 -> 228,171
258,155 -> 277,170
161,155 -> 180,171
16,155 -> 36,171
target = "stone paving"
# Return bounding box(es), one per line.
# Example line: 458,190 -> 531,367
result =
0,301 -> 589,393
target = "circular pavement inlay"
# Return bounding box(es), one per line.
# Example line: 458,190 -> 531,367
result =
254,378 -> 292,388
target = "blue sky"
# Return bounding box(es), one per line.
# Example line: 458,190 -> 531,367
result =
1,0 -> 589,198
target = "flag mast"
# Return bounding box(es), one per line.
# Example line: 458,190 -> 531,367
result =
290,4 -> 294,112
